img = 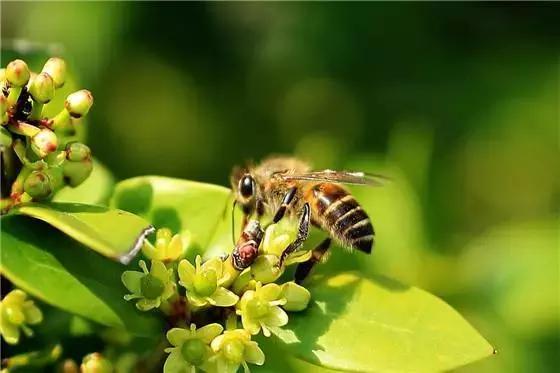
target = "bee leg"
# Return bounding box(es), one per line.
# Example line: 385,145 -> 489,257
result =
294,238 -> 332,284
272,186 -> 297,223
278,202 -> 310,267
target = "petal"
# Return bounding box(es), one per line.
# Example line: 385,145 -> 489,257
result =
22,302 -> 43,324
164,349 -> 190,373
136,298 -> 160,311
284,250 -> 313,266
258,284 -> 282,302
211,334 -> 225,351
236,291 -> 255,312
186,293 -> 208,307
162,282 -> 176,301
167,235 -> 183,259
150,260 -> 169,281
202,257 -> 223,277
124,294 -> 142,301
121,271 -> 144,294
141,241 -> 159,260
262,306 -> 288,327
3,290 -> 27,306
244,341 -> 265,365
167,328 -> 190,346
196,323 -> 224,344
0,314 -> 20,344
178,259 -> 196,286
207,288 -> 239,307
241,314 -> 261,336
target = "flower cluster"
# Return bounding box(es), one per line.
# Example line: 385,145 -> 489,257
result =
121,224 -> 313,373
1,58 -> 94,214
0,289 -> 43,345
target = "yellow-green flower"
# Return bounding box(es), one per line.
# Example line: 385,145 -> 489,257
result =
142,228 -> 186,262
122,260 -> 175,311
0,290 -> 43,345
261,223 -> 312,267
178,256 -> 238,308
164,323 -> 223,373
208,329 -> 264,373
236,282 -> 288,337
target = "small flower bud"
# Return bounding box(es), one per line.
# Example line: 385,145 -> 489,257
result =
140,274 -> 165,300
23,170 -> 54,200
63,159 -> 93,187
250,255 -> 283,284
28,72 -> 55,104
181,339 -> 207,366
80,353 -> 113,373
65,141 -> 91,162
193,270 -> 218,297
45,166 -> 64,191
31,128 -> 58,158
281,282 -> 311,311
41,57 -> 66,88
6,59 -> 30,87
65,90 -> 93,118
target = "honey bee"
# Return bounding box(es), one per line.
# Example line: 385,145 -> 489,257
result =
231,156 -> 385,282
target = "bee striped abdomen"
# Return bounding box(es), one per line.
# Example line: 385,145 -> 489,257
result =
307,183 -> 374,254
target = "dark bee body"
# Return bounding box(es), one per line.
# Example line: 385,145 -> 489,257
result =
305,182 -> 374,253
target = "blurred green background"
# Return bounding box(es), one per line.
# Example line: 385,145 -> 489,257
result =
2,2 -> 558,372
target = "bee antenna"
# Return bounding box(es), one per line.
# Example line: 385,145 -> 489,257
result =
231,199 -> 238,245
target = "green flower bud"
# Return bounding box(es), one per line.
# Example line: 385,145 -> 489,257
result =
41,57 -> 66,88
63,159 -> 93,187
193,270 -> 218,297
6,59 -> 30,87
80,353 -> 112,373
44,165 -> 64,191
65,141 -> 91,162
31,128 -> 58,158
23,171 -> 53,200
281,282 -> 311,311
250,254 -> 283,284
28,72 -> 55,104
181,339 -> 206,366
140,274 -> 165,300
65,90 -> 93,118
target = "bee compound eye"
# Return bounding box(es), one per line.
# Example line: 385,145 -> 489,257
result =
239,175 -> 254,199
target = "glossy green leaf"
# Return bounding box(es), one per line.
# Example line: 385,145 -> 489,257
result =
0,215 -> 162,336
272,272 -> 494,372
110,176 -> 232,258
8,202 -> 153,264
53,158 -> 115,206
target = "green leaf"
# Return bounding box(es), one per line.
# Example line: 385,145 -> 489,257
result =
1,215 -> 162,337
53,158 -> 115,206
272,272 -> 494,372
7,202 -> 153,264
110,177 -> 233,258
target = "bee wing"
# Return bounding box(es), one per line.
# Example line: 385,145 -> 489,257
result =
281,170 -> 389,186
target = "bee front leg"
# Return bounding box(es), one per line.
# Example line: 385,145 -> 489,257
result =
278,202 -> 310,267
272,186 -> 297,223
294,238 -> 332,284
